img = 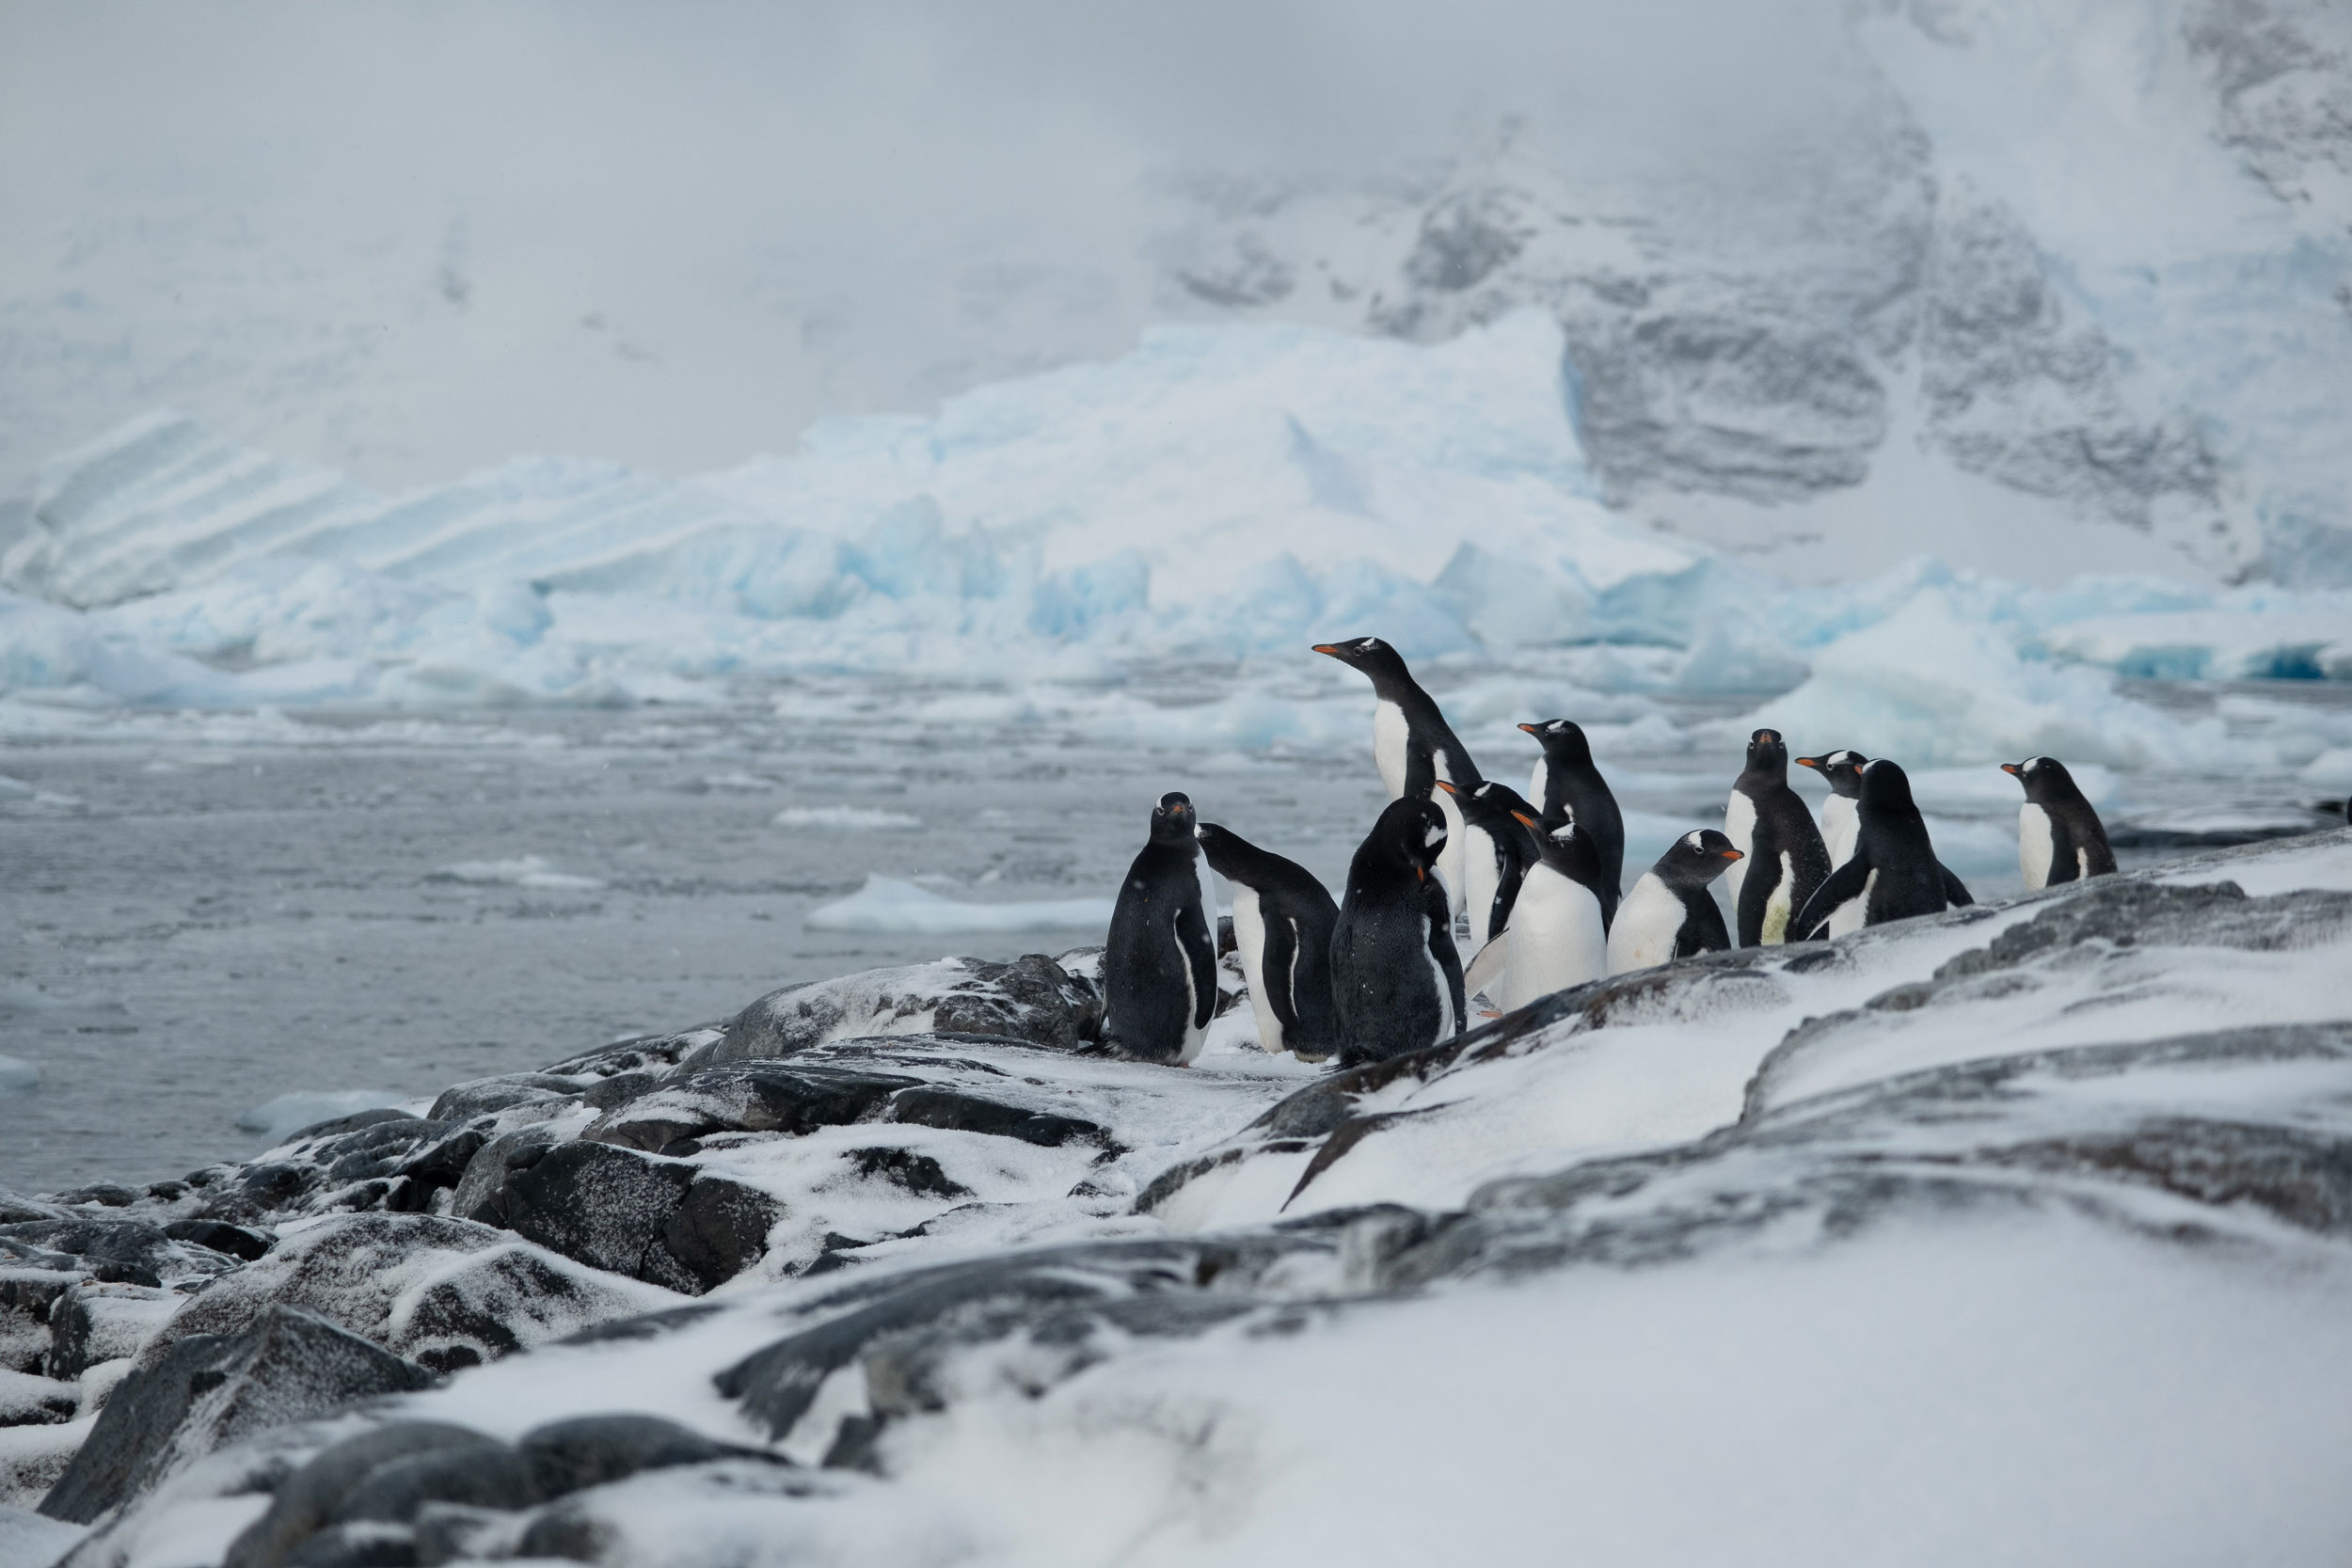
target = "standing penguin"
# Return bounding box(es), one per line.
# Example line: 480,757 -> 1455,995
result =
1519,719 -> 1625,922
1470,809 -> 1610,1011
1725,728 -> 1833,947
1312,637 -> 1481,912
1101,792 -> 1218,1066
1434,778 -> 1543,954
1330,797 -> 1464,1067
1792,759 -> 1975,940
1795,750 -> 1868,870
1606,831 -> 1742,974
1195,821 -> 1343,1062
2002,756 -> 2118,890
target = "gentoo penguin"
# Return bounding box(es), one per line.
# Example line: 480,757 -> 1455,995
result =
1434,778 -> 1544,954
1330,797 -> 1464,1067
1468,809 -> 1610,1012
1313,637 -> 1481,913
1101,792 -> 1218,1066
2001,756 -> 2118,890
1725,728 -> 1832,947
1195,821 -> 1342,1062
1519,719 -> 1625,921
1792,759 -> 1975,939
1795,750 -> 1867,871
1605,831 -> 1741,974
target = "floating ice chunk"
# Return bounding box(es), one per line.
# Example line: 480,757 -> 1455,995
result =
2302,749 -> 2352,791
700,772 -> 777,792
774,806 -> 924,831
2041,599 -> 2352,680
804,875 -> 1113,934
0,1055 -> 38,1094
236,1088 -> 405,1143
433,855 -> 606,891
1750,589 -> 2233,768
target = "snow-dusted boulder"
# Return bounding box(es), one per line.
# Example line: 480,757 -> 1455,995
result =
691,954 -> 1102,1068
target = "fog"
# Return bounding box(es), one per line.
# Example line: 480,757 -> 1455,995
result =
0,0 -> 1865,493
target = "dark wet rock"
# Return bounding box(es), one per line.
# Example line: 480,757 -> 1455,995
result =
691,955 -> 1101,1069
164,1220 -> 276,1262
1,1274 -> 70,1376
552,1303 -> 725,1347
188,1116 -> 491,1227
884,1087 -> 1112,1149
44,1284 -> 179,1381
426,1074 -> 582,1122
41,1306 -> 433,1526
581,1065 -> 919,1153
579,1070 -> 662,1111
714,1234 -> 1333,1445
224,1423 -> 500,1568
446,1124 -> 570,1228
498,1142 -> 697,1291
282,1522 -> 420,1566
516,1413 -> 780,1498
843,1148 -> 971,1200
52,1185 -> 140,1210
0,1218 -> 183,1289
659,1176 -> 785,1294
539,1026 -> 723,1080
0,1195 -> 62,1227
329,1441 -> 538,1524
409,1503 -> 516,1566
0,1369 -> 78,1427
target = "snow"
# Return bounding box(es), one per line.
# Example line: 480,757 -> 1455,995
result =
234,1090 -> 408,1145
803,876 -> 1115,935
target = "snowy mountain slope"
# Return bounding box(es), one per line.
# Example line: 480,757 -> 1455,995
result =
8,828 -> 2352,1566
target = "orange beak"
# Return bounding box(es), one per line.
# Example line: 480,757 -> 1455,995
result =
1517,722 -> 1541,736
1434,780 -> 1459,796
1721,849 -> 1743,861
2000,763 -> 2022,776
1795,756 -> 1821,769
1510,810 -> 1539,830
1311,643 -> 1341,657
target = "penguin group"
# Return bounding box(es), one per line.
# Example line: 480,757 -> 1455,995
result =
1097,638 -> 2119,1069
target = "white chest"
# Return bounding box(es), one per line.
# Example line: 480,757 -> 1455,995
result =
1759,851 -> 1797,945
1724,789 -> 1756,901
1229,887 -> 1284,1054
1172,909 -> 1208,1065
1827,867 -> 1875,937
1373,700 -> 1410,800
1505,865 -> 1607,1009
1430,779 -> 1468,916
1422,911 -> 1456,1041
1528,757 -> 1550,816
1461,825 -> 1502,951
2019,804 -> 2053,891
1605,873 -> 1684,974
1820,796 -> 1859,869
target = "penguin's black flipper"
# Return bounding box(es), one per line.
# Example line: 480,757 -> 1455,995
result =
1426,878 -> 1467,1037
1676,895 -> 1731,959
1257,913 -> 1304,1038
1176,898 -> 1219,1031
1938,863 -> 1975,908
1792,854 -> 1870,942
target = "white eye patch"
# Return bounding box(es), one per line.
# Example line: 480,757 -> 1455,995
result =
1423,824 -> 1446,847
1681,831 -> 1704,850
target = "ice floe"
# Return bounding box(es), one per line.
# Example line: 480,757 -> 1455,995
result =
802,875 -> 1116,934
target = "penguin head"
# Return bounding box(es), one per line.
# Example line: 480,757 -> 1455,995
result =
1311,636 -> 1411,689
1795,749 -> 1867,798
1858,757 -> 1919,815
1658,829 -> 1742,889
1369,796 -> 1448,881
1512,810 -> 1604,886
1742,728 -> 1789,783
1192,820 -> 1253,879
2000,756 -> 2074,803
1150,791 -> 1199,846
1518,718 -> 1593,765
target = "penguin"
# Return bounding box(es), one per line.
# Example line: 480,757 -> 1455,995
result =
1101,792 -> 1219,1066
1312,637 -> 1481,913
2001,756 -> 2118,890
1725,728 -> 1833,947
1605,830 -> 1741,974
1518,719 -> 1625,922
1792,759 -> 1976,939
1433,778 -> 1544,954
1794,750 -> 1867,871
1330,796 -> 1465,1067
1194,821 -> 1343,1062
1468,808 -> 1610,1012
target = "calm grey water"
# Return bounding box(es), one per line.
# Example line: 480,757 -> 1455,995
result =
3,674 -> 2343,1191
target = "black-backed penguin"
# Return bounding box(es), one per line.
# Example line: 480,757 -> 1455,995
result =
1606,830 -> 1740,974
2001,756 -> 2118,890
1518,719 -> 1625,921
1195,821 -> 1343,1063
1434,778 -> 1544,954
1101,792 -> 1219,1066
1313,637 -> 1481,913
1795,750 -> 1867,872
1466,808 -> 1609,1012
1792,759 -> 1975,939
1330,796 -> 1464,1067
1725,728 -> 1832,947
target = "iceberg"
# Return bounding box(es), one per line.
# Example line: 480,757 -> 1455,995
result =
803,875 -> 1115,934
